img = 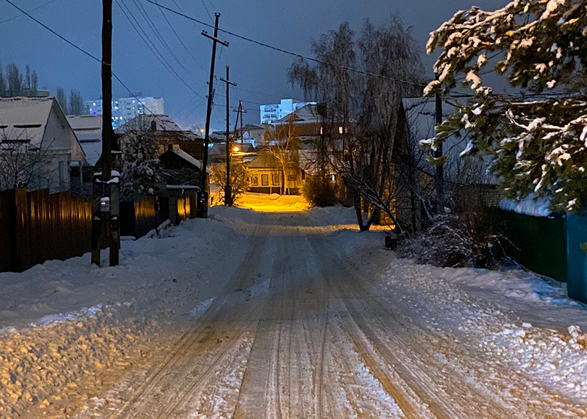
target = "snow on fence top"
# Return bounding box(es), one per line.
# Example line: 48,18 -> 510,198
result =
499,195 -> 553,217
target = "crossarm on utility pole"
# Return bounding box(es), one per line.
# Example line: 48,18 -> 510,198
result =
198,12 -> 228,218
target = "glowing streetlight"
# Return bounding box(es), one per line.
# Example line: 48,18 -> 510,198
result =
233,145 -> 240,153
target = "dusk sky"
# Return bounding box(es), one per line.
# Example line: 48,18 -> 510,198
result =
0,0 -> 508,130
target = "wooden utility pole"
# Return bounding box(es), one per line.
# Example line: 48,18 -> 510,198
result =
92,0 -> 119,266
220,66 -> 236,206
233,100 -> 247,146
198,13 -> 228,217
434,74 -> 444,213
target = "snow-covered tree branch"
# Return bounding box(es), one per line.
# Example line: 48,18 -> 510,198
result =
425,0 -> 587,212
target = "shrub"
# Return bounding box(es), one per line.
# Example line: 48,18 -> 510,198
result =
302,175 -> 338,207
398,211 -> 505,269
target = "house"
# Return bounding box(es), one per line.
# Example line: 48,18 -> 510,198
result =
117,114 -> 204,162
158,148 -> 209,224
0,97 -> 85,192
247,153 -> 304,195
158,148 -> 208,188
209,142 -> 256,164
237,124 -> 266,147
67,115 -> 102,166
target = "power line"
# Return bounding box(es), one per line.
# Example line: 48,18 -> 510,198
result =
200,0 -> 213,23
2,0 -> 156,114
114,0 -> 205,99
153,0 -> 207,71
143,0 -> 427,87
0,0 -> 60,24
131,0 -> 195,76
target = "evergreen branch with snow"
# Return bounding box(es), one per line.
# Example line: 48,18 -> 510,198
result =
425,0 -> 587,212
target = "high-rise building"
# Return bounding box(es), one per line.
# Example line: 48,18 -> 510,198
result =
85,95 -> 164,129
259,99 -> 316,124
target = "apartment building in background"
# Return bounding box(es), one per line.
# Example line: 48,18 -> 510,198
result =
85,95 -> 164,129
259,99 -> 315,124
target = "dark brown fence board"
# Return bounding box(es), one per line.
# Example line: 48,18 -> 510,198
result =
0,189 -> 17,272
0,188 -> 93,273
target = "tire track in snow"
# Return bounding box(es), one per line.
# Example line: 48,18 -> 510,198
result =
109,219 -> 269,419
232,218 -> 292,419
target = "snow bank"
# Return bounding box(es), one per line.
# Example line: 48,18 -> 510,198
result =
0,205 -> 255,416
381,258 -> 587,403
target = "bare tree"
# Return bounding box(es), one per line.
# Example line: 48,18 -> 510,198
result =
289,17 -> 425,231
25,65 -> 31,93
56,87 -> 68,114
69,90 -> 84,115
6,64 -> 23,97
263,116 -> 301,195
0,63 -> 6,97
30,70 -> 38,96
211,162 -> 249,204
0,128 -> 54,191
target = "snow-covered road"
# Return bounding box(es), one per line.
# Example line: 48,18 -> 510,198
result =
3,199 -> 587,418
84,210 -> 587,418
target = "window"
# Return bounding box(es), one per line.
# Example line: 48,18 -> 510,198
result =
251,175 -> 258,186
272,174 -> 280,186
261,174 -> 269,186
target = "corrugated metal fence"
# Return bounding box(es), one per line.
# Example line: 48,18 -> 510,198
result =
0,188 -> 92,272
0,188 -> 200,273
120,196 -> 171,238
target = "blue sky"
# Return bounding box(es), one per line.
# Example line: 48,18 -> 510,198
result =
0,0 -> 509,129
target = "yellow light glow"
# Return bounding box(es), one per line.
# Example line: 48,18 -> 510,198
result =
233,146 -> 240,152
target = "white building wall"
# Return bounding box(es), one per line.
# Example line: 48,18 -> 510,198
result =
85,96 -> 164,129
259,99 -> 316,124
41,101 -> 85,192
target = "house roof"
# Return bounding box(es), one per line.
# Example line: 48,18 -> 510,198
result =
274,104 -> 320,125
68,115 -> 102,165
242,124 -> 264,131
248,153 -> 280,169
159,148 -> 210,174
0,97 -> 53,146
116,114 -> 185,133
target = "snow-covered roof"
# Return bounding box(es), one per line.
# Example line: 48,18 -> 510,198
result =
499,195 -> 554,217
274,104 -> 320,125
171,148 -> 202,168
0,97 -> 53,146
116,114 -> 184,133
160,148 -> 210,174
248,154 -> 280,169
166,184 -> 200,190
68,115 -> 102,165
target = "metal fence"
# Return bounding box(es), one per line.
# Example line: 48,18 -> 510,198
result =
0,188 -> 200,273
120,196 -> 170,238
0,188 -> 92,273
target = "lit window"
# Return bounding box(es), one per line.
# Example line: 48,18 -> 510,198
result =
261,174 -> 269,186
339,126 -> 343,134
251,175 -> 259,186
